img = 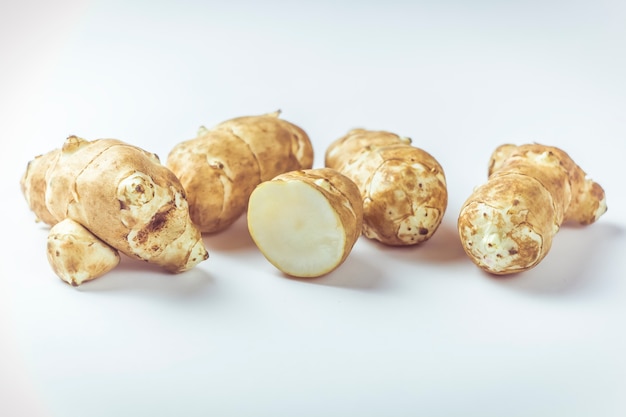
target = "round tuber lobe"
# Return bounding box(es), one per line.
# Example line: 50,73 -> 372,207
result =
247,168 -> 363,278
47,219 -> 120,286
458,143 -> 607,275
325,129 -> 448,246
166,111 -> 314,234
21,135 -> 208,284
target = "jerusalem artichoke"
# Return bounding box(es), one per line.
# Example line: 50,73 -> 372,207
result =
457,143 -> 607,274
47,218 -> 121,286
325,129 -> 447,246
167,111 -> 314,233
21,135 -> 208,284
247,168 -> 363,278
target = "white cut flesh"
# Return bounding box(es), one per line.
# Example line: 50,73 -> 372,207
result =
248,180 -> 345,278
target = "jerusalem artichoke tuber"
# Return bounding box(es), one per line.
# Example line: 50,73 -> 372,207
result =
325,129 -> 447,246
457,143 -> 607,274
166,111 -> 314,233
247,168 -> 363,278
21,135 -> 208,284
47,218 -> 121,286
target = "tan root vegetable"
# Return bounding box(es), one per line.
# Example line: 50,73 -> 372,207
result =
47,219 -> 120,286
325,129 -> 447,246
247,168 -> 363,278
21,135 -> 208,284
458,143 -> 607,275
166,111 -> 314,233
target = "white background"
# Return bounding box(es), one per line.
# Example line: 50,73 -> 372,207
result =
1,1 -> 625,416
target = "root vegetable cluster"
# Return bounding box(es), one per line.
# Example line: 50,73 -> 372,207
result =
21,113 -> 607,285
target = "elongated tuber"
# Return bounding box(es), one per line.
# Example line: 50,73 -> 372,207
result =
21,135 -> 208,283
167,111 -> 314,233
458,143 -> 607,274
247,168 -> 363,278
325,129 -> 447,246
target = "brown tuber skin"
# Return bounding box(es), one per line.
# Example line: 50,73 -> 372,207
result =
325,129 -> 448,246
21,135 -> 208,284
458,143 -> 607,275
166,111 -> 314,233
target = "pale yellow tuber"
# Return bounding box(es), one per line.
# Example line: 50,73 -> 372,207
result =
325,129 -> 447,246
247,168 -> 363,278
167,111 -> 314,233
21,135 -> 208,284
458,143 -> 607,274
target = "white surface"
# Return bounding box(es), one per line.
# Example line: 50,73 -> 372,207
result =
1,1 -> 625,416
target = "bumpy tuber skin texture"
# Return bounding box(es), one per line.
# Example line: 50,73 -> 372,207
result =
247,168 -> 363,278
47,218 -> 121,286
166,111 -> 314,233
458,143 -> 607,275
325,129 -> 447,246
21,135 -> 208,283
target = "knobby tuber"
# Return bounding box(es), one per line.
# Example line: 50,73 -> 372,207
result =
458,143 -> 607,274
21,135 -> 208,285
167,111 -> 314,233
325,129 -> 447,246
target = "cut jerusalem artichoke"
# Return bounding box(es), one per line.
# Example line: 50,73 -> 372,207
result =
167,111 -> 314,233
21,135 -> 208,284
325,129 -> 447,246
247,168 -> 363,278
458,143 -> 607,275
